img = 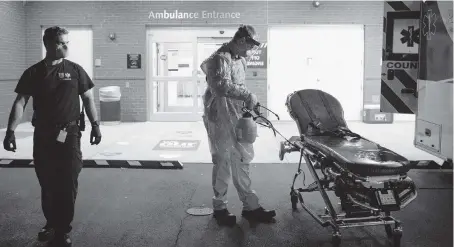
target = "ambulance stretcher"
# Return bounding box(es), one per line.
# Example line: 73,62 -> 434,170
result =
248,89 -> 417,247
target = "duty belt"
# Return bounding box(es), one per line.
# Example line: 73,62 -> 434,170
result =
55,120 -> 78,129
35,120 -> 78,130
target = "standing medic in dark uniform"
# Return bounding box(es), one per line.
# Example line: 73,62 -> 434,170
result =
3,26 -> 102,247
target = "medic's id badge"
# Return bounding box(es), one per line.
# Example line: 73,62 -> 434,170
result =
57,129 -> 67,143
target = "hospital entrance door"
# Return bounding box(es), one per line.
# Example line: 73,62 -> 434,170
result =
147,29 -> 234,121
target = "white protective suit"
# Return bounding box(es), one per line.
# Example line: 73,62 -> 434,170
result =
200,45 -> 261,211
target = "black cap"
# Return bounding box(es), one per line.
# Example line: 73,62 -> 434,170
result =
237,24 -> 261,46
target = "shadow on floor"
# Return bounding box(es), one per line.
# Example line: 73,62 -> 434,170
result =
0,164 -> 452,247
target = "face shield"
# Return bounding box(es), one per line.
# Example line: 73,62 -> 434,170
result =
245,35 -> 261,58
246,35 -> 260,50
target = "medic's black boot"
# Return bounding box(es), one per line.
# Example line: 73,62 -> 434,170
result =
242,207 -> 276,222
213,209 -> 236,227
37,224 -> 54,242
48,233 -> 72,247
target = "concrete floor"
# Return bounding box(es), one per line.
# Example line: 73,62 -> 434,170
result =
0,120 -> 451,246
0,164 -> 452,247
0,120 -> 445,164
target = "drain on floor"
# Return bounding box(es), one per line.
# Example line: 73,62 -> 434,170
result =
186,207 -> 213,216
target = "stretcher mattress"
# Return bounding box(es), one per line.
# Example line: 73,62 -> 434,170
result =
304,135 -> 411,176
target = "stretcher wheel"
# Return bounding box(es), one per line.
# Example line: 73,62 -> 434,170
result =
291,195 -> 298,209
290,192 -> 298,210
392,227 -> 402,247
324,207 -> 329,215
279,142 -> 286,161
332,232 -> 341,247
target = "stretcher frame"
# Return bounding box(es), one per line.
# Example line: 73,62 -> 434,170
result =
245,95 -> 417,247
280,136 -> 416,247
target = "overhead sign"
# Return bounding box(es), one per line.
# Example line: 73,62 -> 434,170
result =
247,42 -> 267,69
153,140 -> 200,151
148,10 -> 241,19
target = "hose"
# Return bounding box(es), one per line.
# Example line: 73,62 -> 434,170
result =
241,103 -> 307,186
241,103 -> 298,147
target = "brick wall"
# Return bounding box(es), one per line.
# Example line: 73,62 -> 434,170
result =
0,1 -> 28,129
22,1 -> 384,122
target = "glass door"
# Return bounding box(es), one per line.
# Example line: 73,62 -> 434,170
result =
154,42 -> 196,113
147,28 -> 235,121
148,29 -> 198,121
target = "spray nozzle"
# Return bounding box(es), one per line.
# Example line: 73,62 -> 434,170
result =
242,111 -> 253,118
242,102 -> 281,121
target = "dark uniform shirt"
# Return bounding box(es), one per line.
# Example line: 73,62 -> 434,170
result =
15,59 -> 94,125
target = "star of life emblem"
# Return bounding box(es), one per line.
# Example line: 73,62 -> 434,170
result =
423,9 -> 437,40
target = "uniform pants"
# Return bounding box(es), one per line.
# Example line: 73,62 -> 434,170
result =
203,115 -> 261,211
212,148 -> 261,211
33,124 -> 83,234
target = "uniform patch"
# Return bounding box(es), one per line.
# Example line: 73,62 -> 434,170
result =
59,72 -> 72,81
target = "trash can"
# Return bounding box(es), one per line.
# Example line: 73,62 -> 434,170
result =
99,86 -> 121,125
362,104 -> 393,124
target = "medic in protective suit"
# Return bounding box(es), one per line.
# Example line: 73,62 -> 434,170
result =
200,25 -> 276,226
